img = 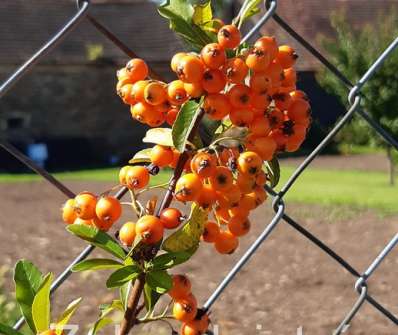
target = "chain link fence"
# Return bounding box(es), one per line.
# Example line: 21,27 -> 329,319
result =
0,0 -> 397,333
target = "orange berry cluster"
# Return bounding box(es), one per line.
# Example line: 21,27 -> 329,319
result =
169,274 -> 210,335
62,192 -> 122,231
174,149 -> 267,254
116,24 -> 311,154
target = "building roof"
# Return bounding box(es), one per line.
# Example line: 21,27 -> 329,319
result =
0,0 -> 184,65
255,0 -> 398,70
0,0 -> 397,70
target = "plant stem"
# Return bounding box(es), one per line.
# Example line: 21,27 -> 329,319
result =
118,273 -> 146,335
118,107 -> 205,335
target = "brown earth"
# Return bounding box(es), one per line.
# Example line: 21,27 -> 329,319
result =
0,171 -> 397,335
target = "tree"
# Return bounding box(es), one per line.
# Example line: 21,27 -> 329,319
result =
317,8 -> 398,185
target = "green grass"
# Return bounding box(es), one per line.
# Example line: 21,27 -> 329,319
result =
278,166 -> 398,214
0,168 -> 171,185
1,165 -> 397,214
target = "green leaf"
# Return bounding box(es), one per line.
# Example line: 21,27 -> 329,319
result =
88,318 -> 114,335
235,0 -> 262,28
143,283 -> 161,313
160,0 -> 194,22
129,148 -> 152,165
146,270 -> 172,294
193,1 -> 212,25
14,260 -> 43,333
158,2 -> 212,51
72,259 -> 123,272
162,203 -> 207,253
265,156 -> 280,188
0,323 -> 24,335
54,297 -> 82,335
67,225 -> 126,260
151,251 -> 193,270
120,282 -> 131,310
32,273 -> 53,333
99,300 -> 124,318
200,115 -> 221,146
106,265 -> 141,288
172,100 -> 203,152
142,128 -> 174,147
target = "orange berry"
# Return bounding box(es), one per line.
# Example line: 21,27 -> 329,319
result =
290,90 -> 308,101
168,80 -> 189,105
160,208 -> 183,229
131,80 -> 149,103
196,184 -> 217,209
217,24 -> 241,49
237,151 -> 263,175
214,231 -> 239,254
223,183 -> 242,207
190,152 -> 217,178
144,81 -> 167,105
276,45 -> 298,69
253,186 -> 267,206
228,215 -> 251,237
146,107 -> 166,127
249,72 -> 273,94
249,116 -> 271,137
126,58 -> 148,82
173,294 -> 198,323
255,171 -> 267,186
119,166 -> 132,185
150,145 -> 174,167
282,68 -> 297,87
251,92 -> 271,110
201,43 -> 226,69
273,92 -> 292,111
228,205 -> 250,219
177,55 -> 205,83
166,107 -> 179,126
287,98 -> 310,121
201,69 -> 226,93
171,52 -> 187,72
269,129 -> 288,150
169,148 -> 181,169
74,192 -> 97,220
203,93 -> 231,120
246,47 -> 271,72
95,196 -> 122,228
253,136 -> 277,161
62,199 -> 77,224
169,274 -> 192,300
267,108 -> 284,129
229,108 -> 254,127
240,192 -> 257,210
224,57 -> 248,83
117,83 -> 136,105
236,173 -> 256,193
254,36 -> 278,60
119,221 -> 136,246
209,166 -> 233,192
184,82 -> 204,98
202,221 -> 220,243
175,173 -> 203,202
126,166 -> 150,190
214,205 -> 231,223
264,60 -> 284,88
227,84 -> 251,108
130,101 -> 154,124
135,215 -> 164,244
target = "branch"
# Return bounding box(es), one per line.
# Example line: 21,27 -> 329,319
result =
118,107 -> 205,335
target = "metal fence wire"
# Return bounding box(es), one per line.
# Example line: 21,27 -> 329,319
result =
0,0 -> 397,333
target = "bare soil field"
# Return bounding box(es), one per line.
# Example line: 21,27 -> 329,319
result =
0,175 -> 397,335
